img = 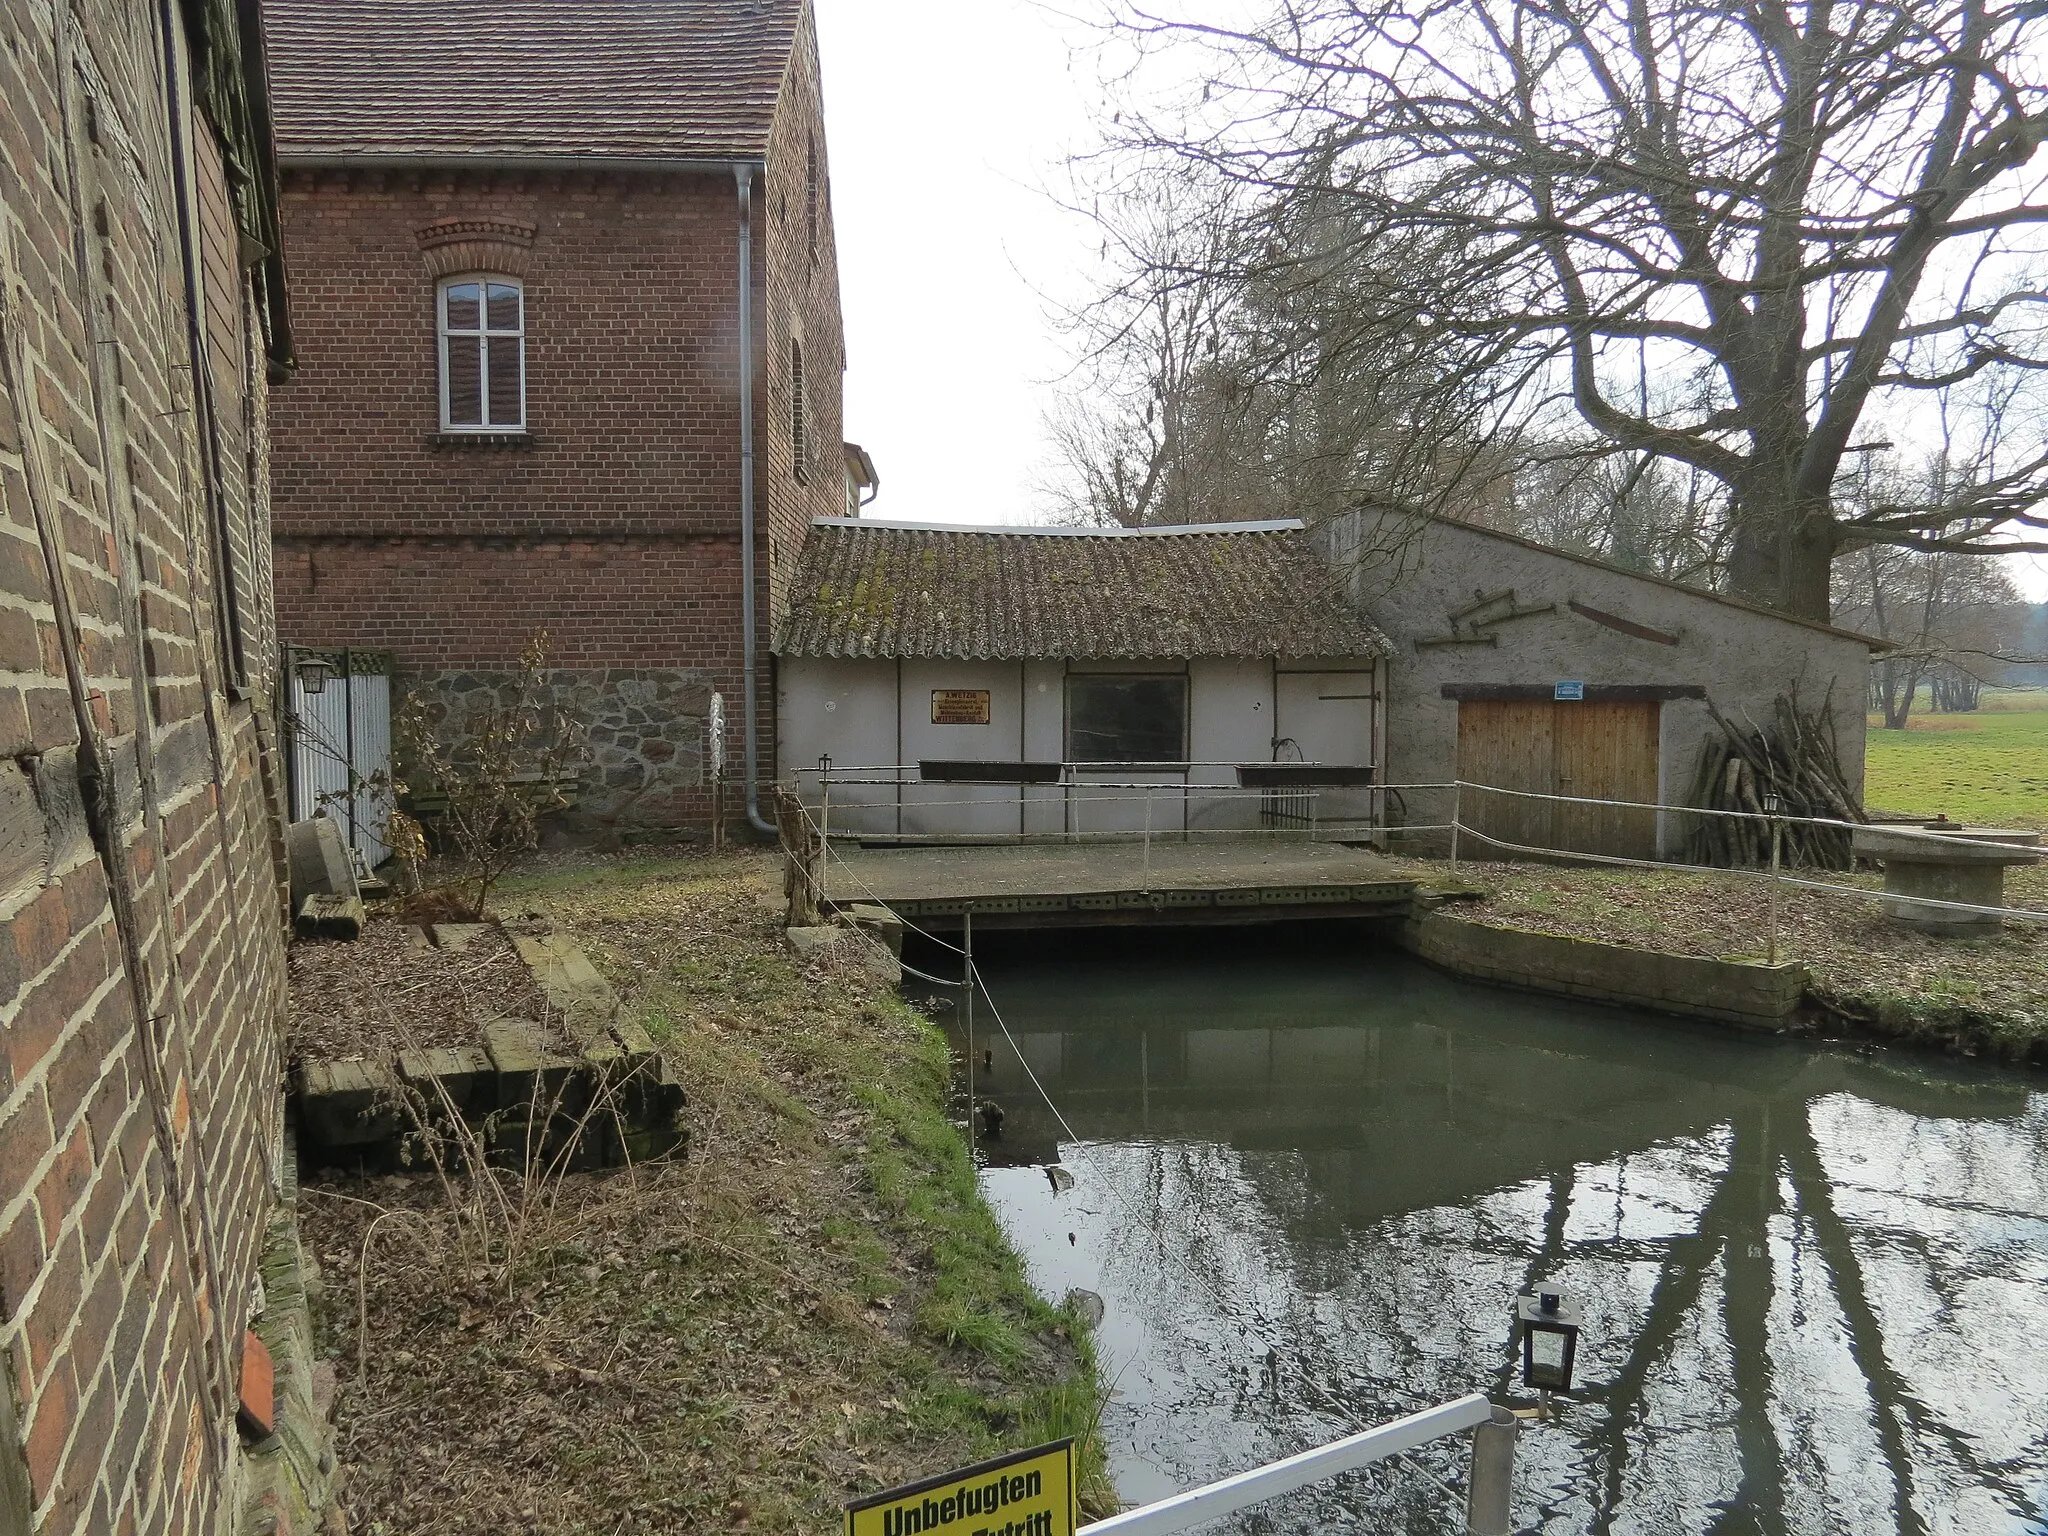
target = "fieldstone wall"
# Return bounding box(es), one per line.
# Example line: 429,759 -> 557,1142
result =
408,667 -> 717,828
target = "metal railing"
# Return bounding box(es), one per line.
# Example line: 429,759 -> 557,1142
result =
1078,1394 -> 1519,1536
796,761 -> 1397,847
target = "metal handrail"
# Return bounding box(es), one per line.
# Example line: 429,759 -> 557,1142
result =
1078,1394 -> 1510,1536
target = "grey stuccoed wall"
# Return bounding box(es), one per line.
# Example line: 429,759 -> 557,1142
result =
408,666 -> 714,827
1314,510 -> 1877,848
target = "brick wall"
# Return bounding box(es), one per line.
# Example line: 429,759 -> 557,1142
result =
760,3 -> 848,617
0,1 -> 295,1532
268,13 -> 850,828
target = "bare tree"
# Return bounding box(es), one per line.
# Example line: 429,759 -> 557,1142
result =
1093,0 -> 2048,620
1041,176 -> 1524,528
1490,452 -> 1730,582
1833,527 -> 2028,726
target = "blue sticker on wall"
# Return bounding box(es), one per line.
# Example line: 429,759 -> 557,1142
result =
1555,681 -> 1586,701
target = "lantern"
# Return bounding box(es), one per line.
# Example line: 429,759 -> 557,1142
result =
1516,1285 -> 1582,1393
293,653 -> 337,696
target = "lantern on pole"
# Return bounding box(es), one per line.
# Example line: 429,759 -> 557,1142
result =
1762,791 -> 1785,964
1515,1284 -> 1582,1394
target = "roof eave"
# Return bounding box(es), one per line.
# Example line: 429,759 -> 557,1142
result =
276,150 -> 767,172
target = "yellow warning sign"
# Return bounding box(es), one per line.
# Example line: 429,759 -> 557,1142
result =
845,1439 -> 1076,1536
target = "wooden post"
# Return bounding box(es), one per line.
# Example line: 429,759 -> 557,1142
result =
773,785 -> 821,926
1450,782 -> 1464,874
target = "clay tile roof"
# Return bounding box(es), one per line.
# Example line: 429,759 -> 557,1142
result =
263,0 -> 802,161
775,520 -> 1393,662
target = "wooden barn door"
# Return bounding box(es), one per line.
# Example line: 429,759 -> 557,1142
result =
1457,699 -> 1660,859
1456,701 -> 1555,853
1553,702 -> 1659,857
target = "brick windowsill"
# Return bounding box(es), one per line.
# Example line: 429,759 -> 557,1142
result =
428,431 -> 538,450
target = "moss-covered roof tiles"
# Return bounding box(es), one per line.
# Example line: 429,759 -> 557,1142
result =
774,520 -> 1391,662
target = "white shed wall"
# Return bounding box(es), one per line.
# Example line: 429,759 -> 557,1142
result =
777,653 -> 1384,840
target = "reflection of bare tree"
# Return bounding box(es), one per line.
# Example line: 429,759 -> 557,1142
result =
1492,1169 -> 1577,1401
1713,1111 -> 1788,1536
1010,1009 -> 2045,1533
1582,1162 -> 1736,1534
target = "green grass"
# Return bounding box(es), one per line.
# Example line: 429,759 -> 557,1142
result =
1864,691 -> 2048,828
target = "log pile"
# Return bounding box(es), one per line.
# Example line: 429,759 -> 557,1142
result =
1684,689 -> 1865,868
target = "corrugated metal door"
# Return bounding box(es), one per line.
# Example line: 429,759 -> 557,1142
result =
286,650 -> 394,868
1456,699 -> 1659,858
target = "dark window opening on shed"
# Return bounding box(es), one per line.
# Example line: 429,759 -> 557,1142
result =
1066,675 -> 1187,763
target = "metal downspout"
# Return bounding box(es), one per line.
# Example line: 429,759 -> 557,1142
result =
736,164 -> 776,835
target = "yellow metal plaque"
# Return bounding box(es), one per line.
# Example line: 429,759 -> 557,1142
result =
845,1439 -> 1075,1536
931,689 -> 992,726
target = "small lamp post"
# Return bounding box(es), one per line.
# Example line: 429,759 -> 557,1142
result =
1516,1284 -> 1582,1404
292,653 -> 337,696
1762,791 -> 1785,965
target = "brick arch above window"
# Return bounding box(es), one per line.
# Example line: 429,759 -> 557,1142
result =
415,218 -> 537,280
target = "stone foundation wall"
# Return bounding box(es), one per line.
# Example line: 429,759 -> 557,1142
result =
409,667 -> 718,828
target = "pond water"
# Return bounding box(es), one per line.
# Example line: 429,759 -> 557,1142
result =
923,925 -> 2048,1535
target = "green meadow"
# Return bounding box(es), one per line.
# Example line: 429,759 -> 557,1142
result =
1864,691 -> 2048,828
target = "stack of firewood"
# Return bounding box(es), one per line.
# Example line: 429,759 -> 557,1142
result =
1684,688 -> 1865,868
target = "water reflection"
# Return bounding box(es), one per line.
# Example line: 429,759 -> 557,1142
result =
933,928 -> 2048,1534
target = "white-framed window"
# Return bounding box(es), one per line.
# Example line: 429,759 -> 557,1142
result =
438,275 -> 525,430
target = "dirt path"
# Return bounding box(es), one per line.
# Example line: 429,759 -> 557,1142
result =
301,853 -> 1110,1534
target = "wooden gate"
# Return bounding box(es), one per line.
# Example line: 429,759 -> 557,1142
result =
1456,699 -> 1660,858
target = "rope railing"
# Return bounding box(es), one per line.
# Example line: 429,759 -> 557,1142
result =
1451,821 -> 2048,926
1450,780 -> 2041,852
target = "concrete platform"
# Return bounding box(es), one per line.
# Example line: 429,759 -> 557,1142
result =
821,840 -> 1417,931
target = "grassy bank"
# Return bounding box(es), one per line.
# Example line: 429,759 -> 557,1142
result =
1399,858 -> 2048,1060
1864,691 -> 2048,828
301,853 -> 1111,1533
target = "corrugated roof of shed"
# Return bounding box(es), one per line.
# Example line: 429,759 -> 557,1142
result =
775,519 -> 1392,661
263,0 -> 801,161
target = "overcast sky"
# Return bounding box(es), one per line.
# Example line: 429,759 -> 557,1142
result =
813,0 -> 2048,602
816,0 -> 1105,528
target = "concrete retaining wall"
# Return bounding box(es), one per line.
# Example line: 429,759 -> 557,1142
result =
1402,909 -> 1808,1028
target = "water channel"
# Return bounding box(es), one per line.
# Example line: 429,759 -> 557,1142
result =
921,925 -> 2048,1535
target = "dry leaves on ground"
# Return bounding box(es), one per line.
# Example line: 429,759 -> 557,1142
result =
288,918 -> 550,1059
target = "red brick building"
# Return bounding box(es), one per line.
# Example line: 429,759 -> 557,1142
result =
264,0 -> 850,833
1,0 -> 330,1531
